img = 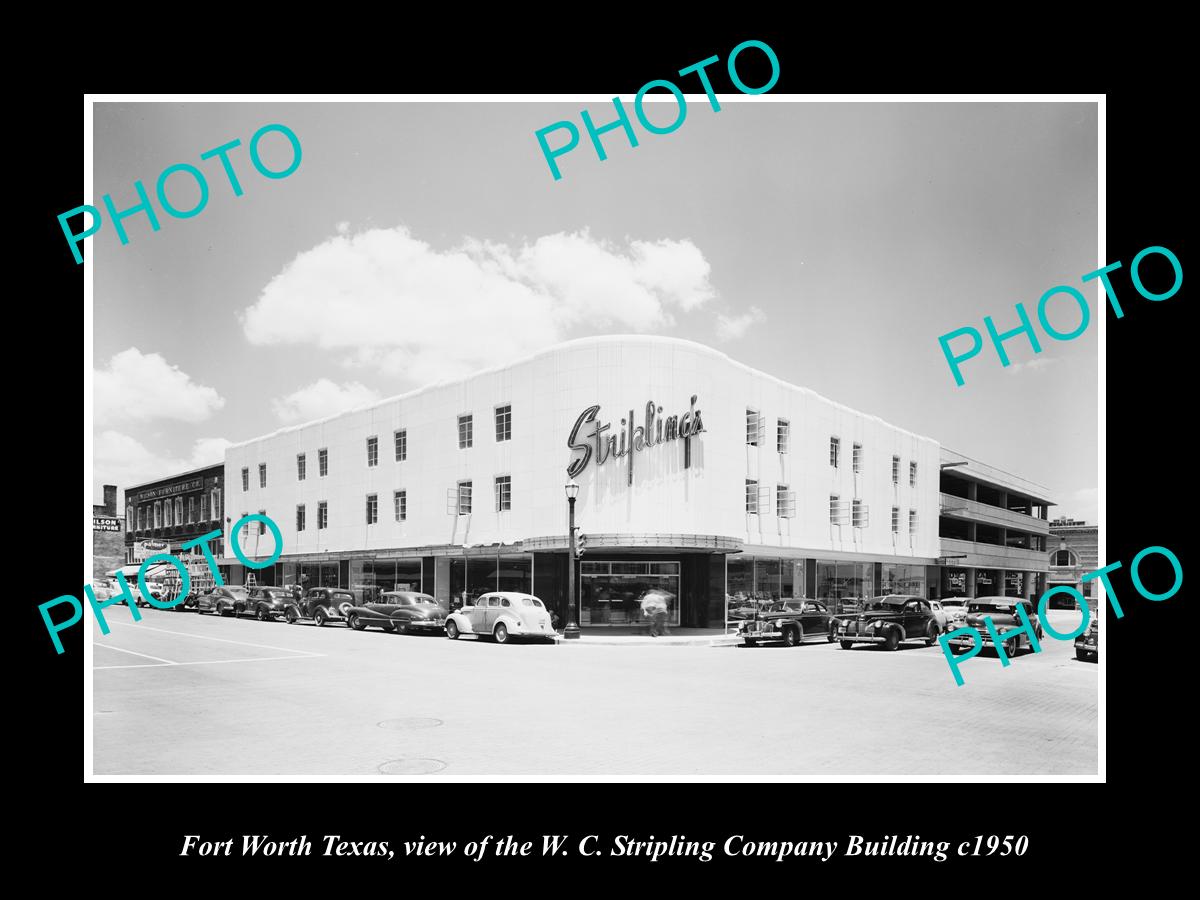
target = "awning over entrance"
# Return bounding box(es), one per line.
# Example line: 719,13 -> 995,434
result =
108,563 -> 174,580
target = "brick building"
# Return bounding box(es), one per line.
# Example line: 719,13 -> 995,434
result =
92,484 -> 124,582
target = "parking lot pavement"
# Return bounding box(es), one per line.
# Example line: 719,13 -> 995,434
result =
92,608 -> 1097,777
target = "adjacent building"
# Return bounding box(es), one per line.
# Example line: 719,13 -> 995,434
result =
92,484 -> 124,582
220,335 -> 1054,629
1047,517 -> 1099,603
124,464 -> 226,588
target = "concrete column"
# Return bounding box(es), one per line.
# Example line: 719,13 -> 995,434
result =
966,568 -> 977,598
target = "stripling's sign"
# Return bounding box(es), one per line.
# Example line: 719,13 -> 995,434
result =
567,395 -> 705,484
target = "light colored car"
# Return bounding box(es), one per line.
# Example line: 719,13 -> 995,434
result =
928,599 -> 949,630
444,592 -> 556,644
940,597 -> 970,631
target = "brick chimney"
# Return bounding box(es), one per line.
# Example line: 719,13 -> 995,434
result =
103,484 -> 117,516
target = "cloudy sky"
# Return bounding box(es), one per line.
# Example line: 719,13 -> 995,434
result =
91,100 -> 1098,520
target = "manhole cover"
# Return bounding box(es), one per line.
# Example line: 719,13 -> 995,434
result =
379,758 -> 447,775
378,717 -> 443,730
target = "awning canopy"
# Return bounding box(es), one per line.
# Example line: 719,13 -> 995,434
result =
107,563 -> 174,580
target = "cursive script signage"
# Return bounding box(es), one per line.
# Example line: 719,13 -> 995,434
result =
567,396 -> 705,484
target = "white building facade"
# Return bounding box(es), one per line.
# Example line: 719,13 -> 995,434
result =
221,336 -> 953,628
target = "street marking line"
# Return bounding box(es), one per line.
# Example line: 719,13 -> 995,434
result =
102,621 -> 324,657
94,653 -> 325,671
97,645 -> 176,664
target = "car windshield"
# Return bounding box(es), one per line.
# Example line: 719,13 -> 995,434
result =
332,592 -> 354,602
388,596 -> 414,606
864,597 -> 906,610
942,600 -> 966,607
968,602 -> 1012,613
414,596 -> 437,605
521,598 -> 544,608
226,588 -> 248,598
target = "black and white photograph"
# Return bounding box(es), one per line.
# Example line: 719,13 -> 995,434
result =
78,92 -> 1108,782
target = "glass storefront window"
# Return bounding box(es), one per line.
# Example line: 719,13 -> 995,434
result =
975,569 -> 1000,596
580,561 -> 679,627
816,560 -> 873,615
1004,571 -> 1025,597
882,563 -> 927,597
941,567 -> 969,598
724,557 -> 806,628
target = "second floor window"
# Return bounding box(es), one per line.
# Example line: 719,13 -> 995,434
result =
777,419 -> 789,453
830,437 -> 840,468
458,414 -> 473,449
909,461 -> 918,488
892,455 -> 900,484
241,467 -> 249,491
776,485 -> 795,518
318,448 -> 328,477
318,501 -> 328,529
495,475 -> 512,511
259,463 -> 267,488
852,499 -> 868,527
296,504 -> 306,532
891,506 -> 900,533
457,480 -> 473,515
852,443 -> 863,474
367,436 -> 378,467
394,429 -> 407,462
909,509 -> 918,534
366,494 -> 378,525
297,453 -> 306,481
495,405 -> 512,442
745,479 -> 759,514
394,490 -> 407,522
746,409 -> 760,446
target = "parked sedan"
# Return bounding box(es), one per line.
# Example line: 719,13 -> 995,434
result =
739,599 -> 837,647
1075,615 -> 1098,661
197,586 -> 250,616
236,587 -> 293,621
281,588 -> 354,626
940,597 -> 970,631
445,592 -> 556,643
836,595 -> 940,650
344,591 -> 447,634
946,596 -> 1044,656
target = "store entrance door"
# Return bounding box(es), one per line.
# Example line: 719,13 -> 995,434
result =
579,561 -> 681,627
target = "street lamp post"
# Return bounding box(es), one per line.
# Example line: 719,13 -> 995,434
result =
564,480 -> 581,640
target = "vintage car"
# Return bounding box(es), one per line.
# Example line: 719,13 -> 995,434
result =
196,585 -> 250,616
946,596 -> 1045,656
740,599 -> 837,647
345,591 -> 447,634
445,591 -> 556,643
928,599 -> 948,630
1075,614 -> 1098,661
231,587 -> 293,621
940,597 -> 970,631
836,595 -> 940,650
282,588 -> 354,626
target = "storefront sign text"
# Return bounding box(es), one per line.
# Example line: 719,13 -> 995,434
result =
131,478 -> 204,501
567,395 -> 705,485
93,516 -> 122,532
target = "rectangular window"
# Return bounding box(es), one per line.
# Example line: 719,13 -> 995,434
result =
241,467 -> 249,491
164,502 -> 172,527
318,501 -> 328,529
297,453 -> 306,481
367,436 -> 378,467
495,405 -> 512,442
777,419 -> 789,454
175,498 -> 183,525
830,494 -> 850,525
909,461 -> 918,488
777,485 -> 795,518
259,463 -> 267,488
852,442 -> 863,474
258,509 -> 266,535
909,509 -> 918,534
892,455 -> 900,484
394,490 -> 407,522
494,475 -> 512,511
318,448 -> 328,477
366,493 -> 378,525
154,502 -> 162,528
457,480 -> 473,515
137,507 -> 145,531
185,497 -> 193,525
296,504 -> 306,532
458,414 -> 473,449
852,499 -> 869,528
211,488 -> 221,520
746,409 -> 759,446
830,437 -> 840,468
891,506 -> 900,533
745,479 -> 759,514
394,429 -> 407,462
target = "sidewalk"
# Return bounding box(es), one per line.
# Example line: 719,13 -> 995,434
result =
552,627 -> 742,647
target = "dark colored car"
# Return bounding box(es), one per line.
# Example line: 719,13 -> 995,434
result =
1075,615 -> 1098,661
835,595 -> 940,650
282,588 -> 354,626
235,587 -> 293,621
946,596 -> 1044,656
344,591 -> 447,634
197,586 -> 250,617
740,599 -> 837,647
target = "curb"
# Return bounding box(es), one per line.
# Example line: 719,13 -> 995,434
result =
556,635 -> 742,648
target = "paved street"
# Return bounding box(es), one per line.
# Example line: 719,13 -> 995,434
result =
92,608 -> 1097,777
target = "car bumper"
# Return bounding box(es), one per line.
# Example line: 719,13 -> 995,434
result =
1074,639 -> 1097,650
405,620 -> 446,632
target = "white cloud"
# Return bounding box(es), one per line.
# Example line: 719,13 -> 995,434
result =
95,348 -> 224,423
241,226 -> 716,382
94,431 -> 231,499
715,305 -> 767,341
1008,357 -> 1059,373
271,379 -> 383,424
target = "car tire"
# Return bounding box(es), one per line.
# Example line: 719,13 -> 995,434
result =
349,614 -> 365,631
743,638 -> 757,648
494,622 -> 509,644
883,629 -> 900,651
216,603 -> 226,617
383,622 -> 396,633
826,628 -> 837,643
1076,647 -> 1087,661
926,624 -> 940,646
783,627 -> 799,647
839,640 -> 854,650
256,607 -> 268,622
285,608 -> 299,624
314,609 -> 327,627
446,620 -> 460,640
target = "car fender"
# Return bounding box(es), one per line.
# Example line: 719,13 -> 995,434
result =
447,612 -> 474,633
